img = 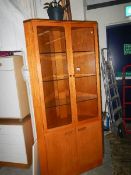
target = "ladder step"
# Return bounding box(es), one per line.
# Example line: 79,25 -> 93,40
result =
109,83 -> 117,88
111,95 -> 119,101
113,107 -> 122,115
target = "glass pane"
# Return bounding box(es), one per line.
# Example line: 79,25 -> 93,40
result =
73,52 -> 96,76
46,105 -> 72,129
71,27 -> 98,121
40,53 -> 68,81
37,26 -> 72,129
71,27 -> 95,52
37,26 -> 66,53
75,76 -> 98,121
77,100 -> 98,121
43,80 -> 70,108
75,76 -> 97,102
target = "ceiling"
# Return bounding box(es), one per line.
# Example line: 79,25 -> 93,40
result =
86,0 -> 131,10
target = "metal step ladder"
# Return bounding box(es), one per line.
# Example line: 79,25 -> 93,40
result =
101,48 -> 123,136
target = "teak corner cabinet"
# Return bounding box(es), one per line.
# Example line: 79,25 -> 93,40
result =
24,19 -> 103,175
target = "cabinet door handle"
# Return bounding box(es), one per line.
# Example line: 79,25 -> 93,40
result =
78,127 -> 87,131
65,130 -> 73,135
69,75 -> 75,77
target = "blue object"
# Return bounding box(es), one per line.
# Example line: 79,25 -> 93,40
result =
47,6 -> 64,20
105,113 -> 110,130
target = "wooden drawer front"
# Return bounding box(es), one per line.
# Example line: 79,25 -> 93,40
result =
0,125 -> 23,136
0,124 -> 27,164
0,144 -> 27,163
0,144 -> 26,156
0,154 -> 27,164
0,134 -> 25,145
0,57 -> 14,70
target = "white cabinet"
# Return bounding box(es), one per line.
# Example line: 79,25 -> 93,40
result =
0,56 -> 29,119
0,117 -> 33,166
0,125 -> 27,164
0,56 -> 33,167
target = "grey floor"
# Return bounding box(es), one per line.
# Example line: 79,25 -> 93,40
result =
0,133 -> 112,175
0,165 -> 32,175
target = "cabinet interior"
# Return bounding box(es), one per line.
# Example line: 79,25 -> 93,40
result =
37,25 -> 98,129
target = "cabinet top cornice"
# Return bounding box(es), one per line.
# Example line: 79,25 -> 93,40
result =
23,19 -> 98,26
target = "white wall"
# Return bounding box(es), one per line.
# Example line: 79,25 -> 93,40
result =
0,1 -> 25,51
0,1 -> 84,174
0,0 -> 84,53
70,0 -> 84,20
85,2 -> 131,110
35,0 -> 85,20
86,2 -> 131,49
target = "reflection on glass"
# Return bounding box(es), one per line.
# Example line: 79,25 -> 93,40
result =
37,26 -> 72,129
43,80 -> 70,108
73,52 -> 96,76
71,27 -> 95,52
77,99 -> 98,121
46,105 -> 72,129
71,27 -> 98,121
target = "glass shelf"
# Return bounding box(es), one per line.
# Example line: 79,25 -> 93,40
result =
43,78 -> 70,109
77,99 -> 98,121
71,27 -> 95,52
73,51 -> 95,55
46,105 -> 72,129
77,93 -> 97,103
43,75 -> 69,82
73,51 -> 96,76
37,26 -> 66,54
75,74 -> 96,78
45,98 -> 70,108
40,53 -> 68,82
40,51 -> 66,55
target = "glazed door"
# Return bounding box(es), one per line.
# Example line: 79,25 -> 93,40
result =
71,25 -> 102,172
37,26 -> 72,129
71,26 -> 98,122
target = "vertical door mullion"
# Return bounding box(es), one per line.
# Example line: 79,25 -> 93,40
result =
64,23 -> 77,124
